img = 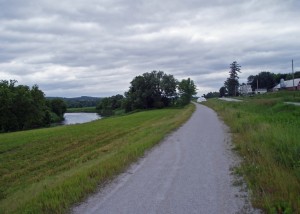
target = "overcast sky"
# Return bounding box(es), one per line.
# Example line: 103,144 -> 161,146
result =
1,0 -> 299,97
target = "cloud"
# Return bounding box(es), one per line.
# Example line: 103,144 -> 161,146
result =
0,0 -> 300,97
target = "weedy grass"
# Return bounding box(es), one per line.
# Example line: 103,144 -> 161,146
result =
66,107 -> 97,113
0,104 -> 195,213
204,91 -> 300,213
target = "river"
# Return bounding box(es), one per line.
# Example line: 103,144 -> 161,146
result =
62,113 -> 101,125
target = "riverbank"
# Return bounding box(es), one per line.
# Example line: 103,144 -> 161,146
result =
203,91 -> 300,213
0,104 -> 195,213
66,107 -> 97,113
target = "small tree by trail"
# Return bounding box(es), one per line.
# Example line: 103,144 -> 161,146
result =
219,86 -> 227,97
177,78 -> 197,105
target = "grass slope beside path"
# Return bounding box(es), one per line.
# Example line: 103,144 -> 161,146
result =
0,104 -> 195,214
204,91 -> 300,214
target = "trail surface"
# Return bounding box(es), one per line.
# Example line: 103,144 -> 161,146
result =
73,103 -> 258,214
285,101 -> 300,106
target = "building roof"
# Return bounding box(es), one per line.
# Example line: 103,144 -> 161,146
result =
284,78 -> 300,87
273,78 -> 300,89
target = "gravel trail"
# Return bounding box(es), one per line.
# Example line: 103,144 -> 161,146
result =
73,103 -> 258,214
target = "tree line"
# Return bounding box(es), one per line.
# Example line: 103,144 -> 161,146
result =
0,80 -> 67,132
1,71 -> 196,131
247,71 -> 300,91
97,71 -> 197,116
202,62 -> 300,99
47,96 -> 101,108
202,61 -> 241,98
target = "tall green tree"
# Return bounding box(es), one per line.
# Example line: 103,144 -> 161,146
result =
247,75 -> 255,84
203,91 -> 220,99
17,85 -> 34,129
0,80 -> 18,131
177,78 -> 197,106
96,94 -> 124,116
28,85 -> 47,128
248,71 -> 276,91
0,80 -> 51,132
160,73 -> 178,106
125,71 -> 177,111
224,61 -> 241,96
273,72 -> 300,84
50,98 -> 67,120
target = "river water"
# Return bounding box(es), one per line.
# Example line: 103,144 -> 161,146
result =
62,113 -> 101,125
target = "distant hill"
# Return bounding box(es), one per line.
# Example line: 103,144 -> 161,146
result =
47,96 -> 102,108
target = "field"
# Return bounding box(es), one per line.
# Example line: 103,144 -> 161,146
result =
204,91 -> 300,213
66,107 -> 97,113
0,104 -> 195,213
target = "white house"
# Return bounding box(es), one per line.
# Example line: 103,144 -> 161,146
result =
239,84 -> 252,95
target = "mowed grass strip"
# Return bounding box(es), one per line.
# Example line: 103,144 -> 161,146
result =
204,91 -> 300,213
0,104 -> 195,213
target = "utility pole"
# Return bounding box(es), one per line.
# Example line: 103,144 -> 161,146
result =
292,59 -> 295,90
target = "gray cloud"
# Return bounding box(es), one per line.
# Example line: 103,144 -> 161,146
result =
0,0 -> 300,97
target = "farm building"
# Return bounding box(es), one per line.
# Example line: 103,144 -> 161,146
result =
273,78 -> 300,91
255,88 -> 267,94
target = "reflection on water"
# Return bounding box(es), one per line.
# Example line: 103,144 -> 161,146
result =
62,113 -> 101,125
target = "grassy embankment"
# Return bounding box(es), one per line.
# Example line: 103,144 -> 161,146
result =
66,107 -> 125,116
66,107 -> 97,113
0,104 -> 195,213
204,91 -> 300,213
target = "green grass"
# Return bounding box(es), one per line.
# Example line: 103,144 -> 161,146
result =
241,90 -> 300,103
204,91 -> 300,213
0,104 -> 195,213
66,107 -> 97,113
